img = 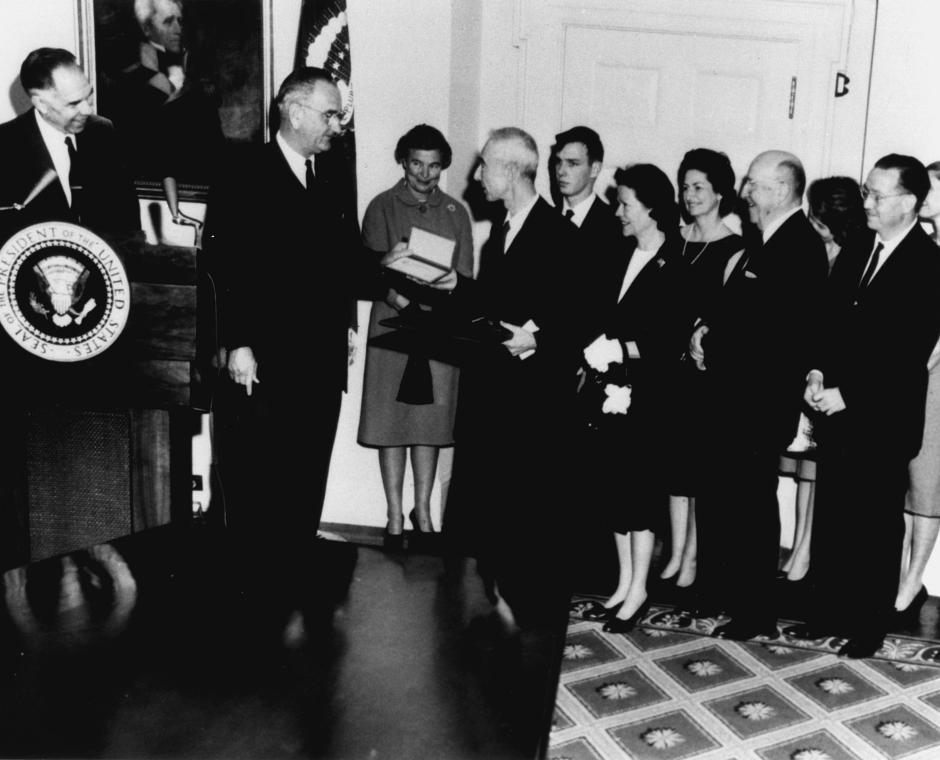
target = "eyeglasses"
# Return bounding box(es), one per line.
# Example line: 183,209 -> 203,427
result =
860,187 -> 910,204
296,103 -> 344,128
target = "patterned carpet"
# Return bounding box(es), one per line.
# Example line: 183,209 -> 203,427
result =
549,597 -> 940,760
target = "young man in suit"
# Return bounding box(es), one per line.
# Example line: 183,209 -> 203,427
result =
0,48 -> 139,243
426,127 -> 586,629
208,68 -> 385,640
793,154 -> 940,658
551,126 -> 619,246
690,150 -> 828,641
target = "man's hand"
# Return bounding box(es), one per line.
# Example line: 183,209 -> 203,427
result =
811,386 -> 846,416
689,324 -> 709,370
804,370 -> 824,407
500,321 -> 537,357
426,269 -> 458,291
227,346 -> 259,396
348,328 -> 357,366
385,287 -> 410,311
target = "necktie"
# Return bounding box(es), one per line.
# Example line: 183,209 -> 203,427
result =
501,219 -> 511,253
858,242 -> 883,290
564,208 -> 574,222
304,158 -> 315,195
65,136 -> 82,220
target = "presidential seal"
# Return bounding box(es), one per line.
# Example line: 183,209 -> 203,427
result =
0,222 -> 130,362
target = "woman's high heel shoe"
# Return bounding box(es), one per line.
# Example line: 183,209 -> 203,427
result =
582,601 -> 622,621
602,598 -> 651,634
895,586 -> 929,628
408,508 -> 433,533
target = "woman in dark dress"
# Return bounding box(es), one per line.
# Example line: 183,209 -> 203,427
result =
578,164 -> 692,632
659,149 -> 743,589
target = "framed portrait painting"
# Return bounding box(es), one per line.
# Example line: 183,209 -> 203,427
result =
75,0 -> 273,199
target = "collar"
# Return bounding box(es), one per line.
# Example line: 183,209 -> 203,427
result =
34,107 -> 72,149
876,219 -> 919,258
504,193 -> 540,250
761,205 -> 802,243
276,131 -> 312,188
393,178 -> 443,208
562,194 -> 599,227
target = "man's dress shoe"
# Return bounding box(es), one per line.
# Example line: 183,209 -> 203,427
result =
838,632 -> 885,659
787,623 -> 833,641
712,618 -> 777,641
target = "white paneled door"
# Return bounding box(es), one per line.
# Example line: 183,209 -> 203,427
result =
497,0 -> 874,195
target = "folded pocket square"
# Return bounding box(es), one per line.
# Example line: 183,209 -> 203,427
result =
744,270 -> 758,279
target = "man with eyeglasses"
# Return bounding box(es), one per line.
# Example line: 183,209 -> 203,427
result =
207,67 -> 388,644
0,47 -> 139,241
791,154 -> 940,658
689,150 -> 828,643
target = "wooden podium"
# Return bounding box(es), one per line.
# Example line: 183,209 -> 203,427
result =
0,232 -> 216,567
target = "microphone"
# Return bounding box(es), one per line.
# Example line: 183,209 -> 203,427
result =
161,175 -> 204,248
0,169 -> 57,211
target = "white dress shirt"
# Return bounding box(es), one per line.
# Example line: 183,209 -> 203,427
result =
35,109 -> 73,206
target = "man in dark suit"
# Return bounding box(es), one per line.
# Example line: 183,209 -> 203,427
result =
207,68 -> 384,638
424,127 -> 585,629
549,126 -> 621,590
551,126 -> 620,247
793,154 -> 940,658
690,150 -> 828,641
0,48 -> 139,244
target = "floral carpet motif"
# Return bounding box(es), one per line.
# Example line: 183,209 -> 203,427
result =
550,596 -> 940,759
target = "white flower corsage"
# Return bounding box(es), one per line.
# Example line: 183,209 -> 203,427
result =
602,384 -> 631,415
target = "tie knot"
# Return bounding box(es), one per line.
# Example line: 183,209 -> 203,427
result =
564,209 -> 574,221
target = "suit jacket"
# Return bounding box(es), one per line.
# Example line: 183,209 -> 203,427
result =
451,196 -> 587,405
813,224 -> 940,457
576,195 -> 621,255
206,140 -> 383,395
586,235 -> 691,401
703,210 -> 829,449
0,110 -> 139,245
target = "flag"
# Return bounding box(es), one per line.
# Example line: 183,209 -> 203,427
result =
295,0 -> 357,210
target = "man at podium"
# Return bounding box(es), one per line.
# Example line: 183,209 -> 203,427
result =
0,47 -> 139,243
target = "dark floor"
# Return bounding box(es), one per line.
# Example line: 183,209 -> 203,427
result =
0,524 -> 567,760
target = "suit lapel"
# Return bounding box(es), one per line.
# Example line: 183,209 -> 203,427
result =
24,112 -> 67,208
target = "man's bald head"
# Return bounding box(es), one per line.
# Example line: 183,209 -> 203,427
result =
743,150 -> 806,229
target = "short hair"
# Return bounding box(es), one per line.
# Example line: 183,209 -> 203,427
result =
552,126 -> 604,164
394,124 -> 452,169
807,176 -> 867,247
134,0 -> 182,29
486,127 -> 539,182
676,147 -> 737,221
20,48 -> 78,94
777,158 -> 806,199
614,163 -> 680,235
874,153 -> 930,211
275,66 -> 336,117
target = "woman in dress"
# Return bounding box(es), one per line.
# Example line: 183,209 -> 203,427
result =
897,161 -> 940,619
357,125 -> 473,545
578,163 -> 691,632
779,176 -> 866,582
659,148 -> 743,589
